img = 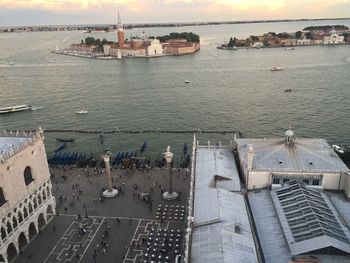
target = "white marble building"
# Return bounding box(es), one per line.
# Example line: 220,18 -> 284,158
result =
323,30 -> 345,44
0,128 -> 55,263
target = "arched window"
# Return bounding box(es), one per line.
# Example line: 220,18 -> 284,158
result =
0,188 -> 6,206
24,166 -> 34,185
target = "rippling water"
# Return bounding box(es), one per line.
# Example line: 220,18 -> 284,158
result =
0,20 -> 350,157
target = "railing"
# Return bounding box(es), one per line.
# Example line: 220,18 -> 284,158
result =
7,129 -> 240,135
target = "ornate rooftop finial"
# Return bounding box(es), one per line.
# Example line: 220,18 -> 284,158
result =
285,128 -> 294,144
35,126 -> 45,140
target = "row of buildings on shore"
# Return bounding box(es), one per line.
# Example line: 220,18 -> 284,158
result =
65,13 -> 200,59
222,28 -> 350,49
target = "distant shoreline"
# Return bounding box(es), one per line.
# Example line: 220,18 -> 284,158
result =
1,17 -> 350,32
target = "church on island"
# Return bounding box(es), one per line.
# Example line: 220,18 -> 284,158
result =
102,13 -> 200,59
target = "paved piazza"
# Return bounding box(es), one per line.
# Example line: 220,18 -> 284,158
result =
13,167 -> 190,263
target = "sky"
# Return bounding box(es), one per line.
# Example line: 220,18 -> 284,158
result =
0,0 -> 349,26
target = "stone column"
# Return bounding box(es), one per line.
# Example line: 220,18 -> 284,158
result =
162,146 -> 178,201
101,155 -> 118,198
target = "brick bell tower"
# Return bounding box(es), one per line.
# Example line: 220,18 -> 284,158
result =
117,12 -> 125,48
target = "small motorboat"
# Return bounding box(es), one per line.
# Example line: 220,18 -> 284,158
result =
332,145 -> 345,154
185,80 -> 190,84
75,109 -> 88,114
284,89 -> 292,92
285,47 -> 295,50
56,138 -> 75,143
271,66 -> 284,71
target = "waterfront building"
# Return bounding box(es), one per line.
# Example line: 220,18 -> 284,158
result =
236,129 -> 350,194
146,39 -> 163,56
162,39 -> 200,55
69,44 -> 97,54
266,38 -> 281,47
280,38 -> 296,46
311,39 -> 323,45
252,41 -> 263,48
296,37 -> 311,45
323,30 -> 345,44
0,129 -> 55,263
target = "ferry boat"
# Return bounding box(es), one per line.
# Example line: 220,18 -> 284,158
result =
0,104 -> 32,114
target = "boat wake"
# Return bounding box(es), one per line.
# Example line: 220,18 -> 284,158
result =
32,106 -> 45,111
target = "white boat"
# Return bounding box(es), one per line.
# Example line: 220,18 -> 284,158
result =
75,109 -> 88,114
185,80 -> 190,84
271,66 -> 284,71
285,47 -> 295,50
0,104 -> 32,114
332,145 -> 345,154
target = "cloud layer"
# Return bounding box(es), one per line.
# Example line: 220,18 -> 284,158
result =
0,0 -> 349,26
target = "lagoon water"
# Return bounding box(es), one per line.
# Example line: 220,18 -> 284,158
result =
0,20 -> 350,159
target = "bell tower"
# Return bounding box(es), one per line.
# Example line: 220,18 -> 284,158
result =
117,12 -> 125,48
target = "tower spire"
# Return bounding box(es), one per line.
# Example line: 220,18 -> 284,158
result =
116,12 -> 125,48
117,12 -> 123,31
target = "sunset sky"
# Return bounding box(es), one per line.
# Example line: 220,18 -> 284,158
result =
0,0 -> 349,26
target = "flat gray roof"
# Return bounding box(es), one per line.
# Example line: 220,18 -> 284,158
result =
191,147 -> 257,263
248,190 -> 292,263
237,138 -> 349,173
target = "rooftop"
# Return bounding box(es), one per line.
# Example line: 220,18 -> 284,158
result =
191,147 -> 258,263
249,187 -> 350,263
237,138 -> 349,173
0,131 -> 39,163
271,181 -> 350,255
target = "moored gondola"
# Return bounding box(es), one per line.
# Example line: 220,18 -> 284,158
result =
56,138 -> 75,143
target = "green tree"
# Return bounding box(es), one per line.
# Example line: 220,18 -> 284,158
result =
295,31 -> 303,39
102,38 -> 108,45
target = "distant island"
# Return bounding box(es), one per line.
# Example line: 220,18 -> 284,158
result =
1,17 -> 350,33
217,24 -> 350,49
54,30 -> 200,59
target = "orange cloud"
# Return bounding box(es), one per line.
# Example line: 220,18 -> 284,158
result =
0,0 -> 348,20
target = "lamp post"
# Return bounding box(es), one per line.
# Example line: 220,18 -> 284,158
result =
101,154 -> 118,198
162,146 -> 178,201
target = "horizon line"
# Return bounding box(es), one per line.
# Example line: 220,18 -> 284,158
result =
1,17 -> 350,29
